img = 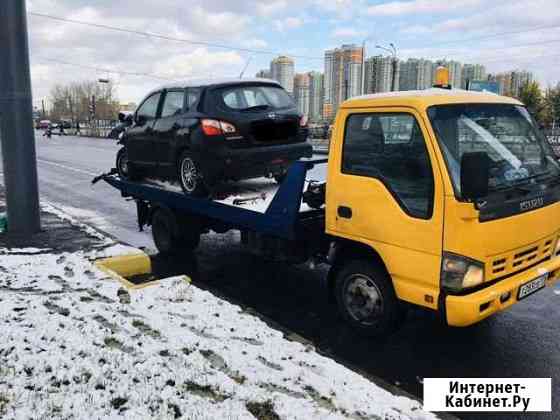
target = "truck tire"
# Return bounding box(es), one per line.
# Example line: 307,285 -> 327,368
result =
151,207 -> 200,255
116,147 -> 140,181
334,259 -> 402,336
177,151 -> 208,197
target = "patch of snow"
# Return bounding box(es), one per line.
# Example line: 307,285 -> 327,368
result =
88,244 -> 145,259
144,178 -> 183,194
0,247 -> 52,255
41,202 -> 114,245
0,250 -> 438,420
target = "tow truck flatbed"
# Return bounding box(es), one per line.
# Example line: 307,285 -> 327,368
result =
99,158 -> 327,245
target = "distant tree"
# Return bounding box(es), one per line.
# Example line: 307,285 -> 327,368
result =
544,83 -> 560,129
49,80 -> 120,122
517,81 -> 545,124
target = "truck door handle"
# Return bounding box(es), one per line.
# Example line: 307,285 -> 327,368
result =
338,206 -> 352,219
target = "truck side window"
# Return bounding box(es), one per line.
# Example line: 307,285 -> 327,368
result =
342,113 -> 434,219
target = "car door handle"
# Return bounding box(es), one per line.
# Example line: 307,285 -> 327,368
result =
338,206 -> 352,219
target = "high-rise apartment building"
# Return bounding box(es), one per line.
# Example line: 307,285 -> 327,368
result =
461,64 -> 486,89
255,69 -> 271,79
293,73 -> 310,117
440,60 -> 462,88
364,55 -> 399,93
489,70 -> 533,97
323,44 -> 363,119
308,71 -> 324,122
399,58 -> 434,91
270,55 -> 295,94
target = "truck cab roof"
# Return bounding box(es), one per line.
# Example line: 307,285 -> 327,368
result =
341,88 -> 523,110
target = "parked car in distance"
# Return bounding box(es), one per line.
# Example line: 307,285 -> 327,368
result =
36,120 -> 51,129
60,119 -> 72,129
116,78 -> 312,196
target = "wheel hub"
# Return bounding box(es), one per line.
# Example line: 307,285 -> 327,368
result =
119,152 -> 129,175
344,274 -> 384,325
181,158 -> 198,193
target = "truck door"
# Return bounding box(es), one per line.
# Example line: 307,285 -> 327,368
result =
327,108 -> 444,308
126,92 -> 161,167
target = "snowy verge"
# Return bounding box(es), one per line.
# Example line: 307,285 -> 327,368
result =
0,246 -> 438,420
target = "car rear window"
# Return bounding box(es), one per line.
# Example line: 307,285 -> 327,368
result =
217,85 -> 294,111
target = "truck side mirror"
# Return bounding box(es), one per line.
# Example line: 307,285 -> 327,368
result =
461,152 -> 489,201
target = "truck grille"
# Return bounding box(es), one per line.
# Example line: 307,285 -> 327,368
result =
488,235 -> 555,280
251,119 -> 298,143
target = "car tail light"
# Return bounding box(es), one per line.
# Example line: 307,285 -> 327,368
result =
201,119 -> 239,137
300,115 -> 308,127
201,119 -> 222,136
219,121 -> 237,134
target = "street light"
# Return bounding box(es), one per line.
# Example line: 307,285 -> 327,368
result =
375,43 -> 398,92
361,35 -> 375,95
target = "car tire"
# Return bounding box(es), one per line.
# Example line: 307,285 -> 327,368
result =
334,259 -> 403,336
116,147 -> 141,181
177,150 -> 208,197
151,207 -> 201,255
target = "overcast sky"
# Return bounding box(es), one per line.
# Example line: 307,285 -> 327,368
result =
27,0 -> 560,107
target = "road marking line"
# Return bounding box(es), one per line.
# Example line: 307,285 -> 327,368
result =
37,159 -> 99,177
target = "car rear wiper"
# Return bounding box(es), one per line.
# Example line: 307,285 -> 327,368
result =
240,105 -> 270,112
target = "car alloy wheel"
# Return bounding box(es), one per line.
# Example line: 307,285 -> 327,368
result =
118,151 -> 129,177
343,273 -> 384,326
180,157 -> 199,193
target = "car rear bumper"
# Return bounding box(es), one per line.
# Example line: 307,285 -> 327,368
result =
445,257 -> 560,326
200,141 -> 313,182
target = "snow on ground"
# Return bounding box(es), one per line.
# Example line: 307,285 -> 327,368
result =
0,249 -> 437,420
41,202 -> 114,245
144,177 -> 321,214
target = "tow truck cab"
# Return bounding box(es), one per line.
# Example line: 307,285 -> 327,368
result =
326,88 -> 560,331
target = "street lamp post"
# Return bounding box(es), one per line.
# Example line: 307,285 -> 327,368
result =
361,35 -> 375,95
0,0 -> 41,236
375,43 -> 398,92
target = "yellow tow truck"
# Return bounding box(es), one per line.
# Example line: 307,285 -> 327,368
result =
100,69 -> 560,335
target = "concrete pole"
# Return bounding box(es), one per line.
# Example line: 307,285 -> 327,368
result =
0,0 -> 41,235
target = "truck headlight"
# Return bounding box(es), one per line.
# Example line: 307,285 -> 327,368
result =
441,252 -> 484,292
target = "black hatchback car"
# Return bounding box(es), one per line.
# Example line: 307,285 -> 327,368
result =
116,78 -> 312,195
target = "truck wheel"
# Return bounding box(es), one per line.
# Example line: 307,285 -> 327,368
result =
151,208 -> 200,255
334,259 -> 402,336
177,151 -> 208,197
116,147 -> 140,181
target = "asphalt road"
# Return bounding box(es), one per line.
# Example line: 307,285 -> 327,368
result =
1,133 -> 559,420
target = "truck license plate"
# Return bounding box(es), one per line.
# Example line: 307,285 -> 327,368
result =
517,274 -> 547,300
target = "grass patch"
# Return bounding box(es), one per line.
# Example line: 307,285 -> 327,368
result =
131,319 -> 161,339
183,381 -> 230,402
0,392 -> 10,416
246,400 -> 280,420
103,336 -> 134,354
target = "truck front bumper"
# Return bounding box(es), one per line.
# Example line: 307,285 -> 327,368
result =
446,257 -> 560,327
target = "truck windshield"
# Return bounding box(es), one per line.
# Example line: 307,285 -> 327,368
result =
427,103 -> 560,197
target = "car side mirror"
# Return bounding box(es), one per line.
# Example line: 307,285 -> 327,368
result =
118,112 -> 125,122
461,152 -> 489,201
135,114 -> 147,126
125,114 -> 133,124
